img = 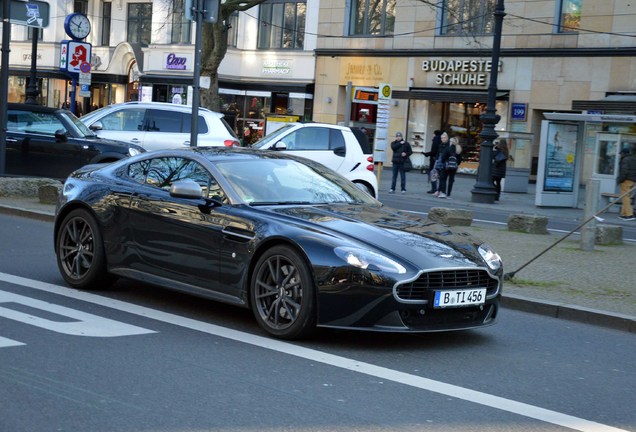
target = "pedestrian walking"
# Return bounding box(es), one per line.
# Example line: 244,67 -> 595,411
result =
492,138 -> 512,201
434,132 -> 450,198
389,132 -> 413,194
617,147 -> 636,220
424,130 -> 442,193
438,137 -> 462,198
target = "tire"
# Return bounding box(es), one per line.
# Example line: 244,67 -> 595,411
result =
250,245 -> 317,340
56,209 -> 114,290
354,181 -> 374,197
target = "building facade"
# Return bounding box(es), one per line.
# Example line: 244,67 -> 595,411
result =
4,0 -> 318,143
312,0 -> 636,195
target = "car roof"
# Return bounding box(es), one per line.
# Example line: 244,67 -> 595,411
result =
8,103 -> 64,114
95,101 -> 222,116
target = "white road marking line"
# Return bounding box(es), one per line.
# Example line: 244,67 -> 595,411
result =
0,336 -> 25,348
0,271 -> 628,432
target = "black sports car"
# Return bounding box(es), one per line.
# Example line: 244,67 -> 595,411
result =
54,147 -> 503,339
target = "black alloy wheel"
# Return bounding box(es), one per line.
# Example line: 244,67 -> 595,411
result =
56,209 -> 113,289
251,245 -> 317,339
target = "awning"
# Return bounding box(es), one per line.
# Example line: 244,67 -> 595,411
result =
571,94 -> 636,113
392,89 -> 509,103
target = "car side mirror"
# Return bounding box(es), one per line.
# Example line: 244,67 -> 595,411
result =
89,121 -> 103,131
170,179 -> 203,199
54,129 -> 68,142
273,141 -> 287,150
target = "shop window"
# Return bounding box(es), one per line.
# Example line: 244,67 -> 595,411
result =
348,0 -> 395,36
171,0 -> 192,44
439,0 -> 495,36
227,11 -> 239,48
557,0 -> 582,33
101,2 -> 112,46
128,3 -> 153,46
258,1 -> 306,49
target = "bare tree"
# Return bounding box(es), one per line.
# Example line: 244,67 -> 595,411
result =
199,0 -> 267,111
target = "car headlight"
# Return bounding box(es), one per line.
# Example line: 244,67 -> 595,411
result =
128,147 -> 143,156
478,243 -> 502,271
334,247 -> 406,274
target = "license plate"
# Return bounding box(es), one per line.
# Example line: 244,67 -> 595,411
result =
434,288 -> 486,308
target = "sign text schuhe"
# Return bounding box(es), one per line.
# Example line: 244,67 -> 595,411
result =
422,59 -> 503,86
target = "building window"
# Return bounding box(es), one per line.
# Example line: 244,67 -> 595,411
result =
128,3 -> 153,46
27,27 -> 42,41
557,0 -> 582,33
102,2 -> 112,46
440,0 -> 496,36
74,0 -> 88,14
348,0 -> 395,36
258,1 -> 306,50
171,0 -> 191,43
227,11 -> 239,48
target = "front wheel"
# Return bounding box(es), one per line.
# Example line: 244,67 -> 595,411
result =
250,246 -> 317,340
56,209 -> 114,289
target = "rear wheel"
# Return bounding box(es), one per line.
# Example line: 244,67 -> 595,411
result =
56,209 -> 114,289
250,246 -> 317,339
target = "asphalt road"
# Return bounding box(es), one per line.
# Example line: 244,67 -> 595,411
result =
0,213 -> 634,432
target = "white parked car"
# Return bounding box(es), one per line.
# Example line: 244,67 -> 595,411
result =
80,101 -> 240,151
252,123 -> 377,198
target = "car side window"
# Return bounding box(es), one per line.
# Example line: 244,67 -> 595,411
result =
99,108 -> 146,131
291,128 -> 330,151
146,109 -> 183,133
128,157 -> 227,203
182,113 -> 209,134
6,110 -> 64,135
329,129 -> 346,151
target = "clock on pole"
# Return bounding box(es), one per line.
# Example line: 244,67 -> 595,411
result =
64,13 -> 91,40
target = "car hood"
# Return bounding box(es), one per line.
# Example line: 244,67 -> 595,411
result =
266,204 -> 487,269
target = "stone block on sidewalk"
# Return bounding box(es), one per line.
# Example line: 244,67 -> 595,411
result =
0,177 -> 62,198
428,207 -> 473,226
507,214 -> 548,234
595,224 -> 623,245
38,184 -> 62,205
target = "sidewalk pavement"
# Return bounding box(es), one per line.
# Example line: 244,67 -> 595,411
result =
1,173 -> 635,333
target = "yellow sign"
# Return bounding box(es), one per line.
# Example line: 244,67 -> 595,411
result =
379,83 -> 392,99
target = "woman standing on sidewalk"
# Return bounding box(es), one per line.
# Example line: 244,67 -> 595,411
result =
434,132 -> 450,197
439,137 -> 462,198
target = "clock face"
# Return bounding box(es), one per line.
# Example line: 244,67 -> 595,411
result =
65,13 -> 91,40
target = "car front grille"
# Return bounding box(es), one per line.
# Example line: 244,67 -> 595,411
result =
395,269 -> 499,302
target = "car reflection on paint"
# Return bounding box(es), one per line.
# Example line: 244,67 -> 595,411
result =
54,147 -> 503,340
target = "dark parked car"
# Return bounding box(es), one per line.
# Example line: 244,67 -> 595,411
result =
4,103 -> 144,179
54,147 -> 503,339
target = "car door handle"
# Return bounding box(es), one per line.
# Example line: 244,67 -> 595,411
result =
130,138 -> 141,143
6,138 -> 17,144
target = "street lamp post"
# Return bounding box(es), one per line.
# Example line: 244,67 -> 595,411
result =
471,0 -> 506,203
25,30 -> 40,104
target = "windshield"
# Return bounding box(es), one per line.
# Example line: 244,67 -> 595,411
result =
60,111 -> 97,137
214,157 -> 378,206
251,124 -> 296,149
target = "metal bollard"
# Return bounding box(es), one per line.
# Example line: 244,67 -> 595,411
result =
581,179 -> 600,251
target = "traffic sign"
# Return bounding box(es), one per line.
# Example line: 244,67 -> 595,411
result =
79,61 -> 91,74
6,0 -> 50,28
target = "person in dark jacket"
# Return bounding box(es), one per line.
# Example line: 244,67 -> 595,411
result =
424,130 -> 442,193
389,132 -> 413,193
617,147 -> 636,220
434,132 -> 450,197
437,137 -> 462,198
492,139 -> 512,201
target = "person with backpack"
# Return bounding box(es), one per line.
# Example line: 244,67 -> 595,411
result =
437,136 -> 462,198
492,139 -> 513,201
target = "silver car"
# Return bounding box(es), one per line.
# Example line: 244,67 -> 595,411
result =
80,101 -> 240,151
